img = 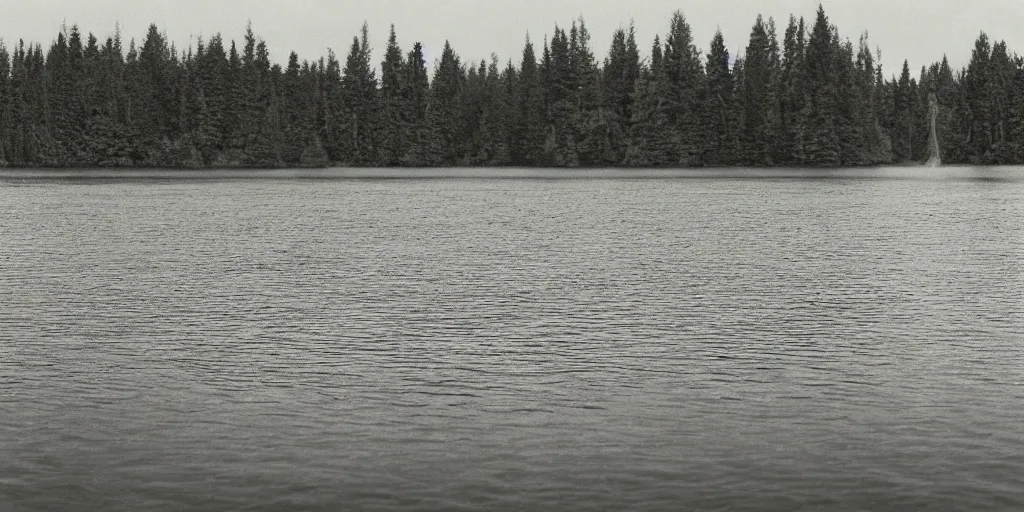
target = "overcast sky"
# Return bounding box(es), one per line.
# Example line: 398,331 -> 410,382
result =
1,0 -> 1021,78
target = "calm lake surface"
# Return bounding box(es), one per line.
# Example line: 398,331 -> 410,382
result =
1,168 -> 1023,512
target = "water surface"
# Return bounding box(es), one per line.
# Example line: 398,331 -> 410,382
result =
2,168 -> 1023,511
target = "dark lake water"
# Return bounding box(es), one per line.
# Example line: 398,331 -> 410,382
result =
2,168 -> 1023,511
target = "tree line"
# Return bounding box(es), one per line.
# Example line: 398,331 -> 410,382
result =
0,5 -> 1022,169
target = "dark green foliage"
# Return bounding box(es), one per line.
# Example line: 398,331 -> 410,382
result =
399,42 -> 431,166
1009,58 -> 1024,163
0,10 -> 1021,169
799,6 -> 840,167
703,30 -> 737,165
195,35 -> 232,164
425,41 -> 464,166
0,42 -> 10,166
893,60 -> 915,161
482,56 -> 513,165
509,36 -> 545,166
376,25 -> 405,166
541,27 -> 580,166
852,33 -> 892,164
279,52 -> 311,164
602,24 -> 641,166
741,16 -> 780,165
778,16 -> 806,165
622,35 -> 674,167
338,23 -> 378,166
459,56 -> 511,166
623,69 -> 656,167
662,12 -> 705,166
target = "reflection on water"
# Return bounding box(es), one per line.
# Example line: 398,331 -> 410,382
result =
1,168 -> 1023,512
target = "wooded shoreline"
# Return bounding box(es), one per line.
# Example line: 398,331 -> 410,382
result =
1,5 -> 1022,170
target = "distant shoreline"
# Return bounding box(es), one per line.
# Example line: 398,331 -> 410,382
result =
2,5 -> 1022,173
3,166 -> 1022,182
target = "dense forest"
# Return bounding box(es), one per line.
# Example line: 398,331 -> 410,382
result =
0,5 -> 1022,169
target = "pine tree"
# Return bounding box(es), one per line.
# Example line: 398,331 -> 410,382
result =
22,42 -> 55,165
426,40 -> 465,166
927,55 -> 957,162
851,33 -> 891,164
963,33 -> 993,162
510,36 -> 545,166
571,18 -> 609,167
742,16 -> 780,165
704,30 -> 737,165
133,25 -> 177,159
461,60 -> 486,164
565,20 -> 594,167
339,23 -> 378,166
377,25 -> 406,166
893,60 -> 915,161
0,41 -> 9,166
730,55 -> 747,157
623,69 -> 656,167
280,51 -> 312,164
988,40 -> 1015,163
221,40 -> 245,159
399,42 -> 430,166
602,24 -> 641,165
194,34 -> 231,164
800,6 -> 841,166
833,39 -> 864,165
542,27 -> 579,166
45,28 -> 73,163
84,32 -> 131,166
242,29 -> 283,166
663,12 -> 704,165
1009,58 -> 1024,163
477,55 -> 512,165
779,15 -> 807,165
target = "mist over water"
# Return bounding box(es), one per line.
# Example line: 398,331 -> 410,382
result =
2,168 -> 1023,511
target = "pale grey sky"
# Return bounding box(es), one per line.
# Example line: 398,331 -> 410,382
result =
1,0 -> 1021,78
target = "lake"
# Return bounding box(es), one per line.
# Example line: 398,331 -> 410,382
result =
1,168 -> 1023,511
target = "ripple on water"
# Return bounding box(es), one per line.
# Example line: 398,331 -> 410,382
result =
1,171 -> 1023,512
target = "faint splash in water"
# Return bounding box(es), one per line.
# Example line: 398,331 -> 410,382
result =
925,92 -> 942,168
